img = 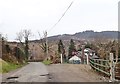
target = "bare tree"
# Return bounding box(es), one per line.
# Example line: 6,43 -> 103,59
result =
16,29 -> 32,59
38,31 -> 52,60
38,31 -> 47,57
16,30 -> 24,47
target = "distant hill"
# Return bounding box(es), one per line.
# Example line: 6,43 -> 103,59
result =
46,30 -> 119,41
31,30 -> 119,43
27,30 -> 120,60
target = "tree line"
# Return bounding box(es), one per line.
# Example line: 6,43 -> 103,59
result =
1,29 -> 120,63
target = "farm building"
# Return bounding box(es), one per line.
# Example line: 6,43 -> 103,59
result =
69,55 -> 81,64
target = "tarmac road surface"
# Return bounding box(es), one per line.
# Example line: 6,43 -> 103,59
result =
2,62 -> 48,82
47,64 -> 109,82
1,63 -> 110,83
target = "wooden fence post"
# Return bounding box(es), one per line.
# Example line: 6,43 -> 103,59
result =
86,54 -> 89,64
109,53 -> 115,82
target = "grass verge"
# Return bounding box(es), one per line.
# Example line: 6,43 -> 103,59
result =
42,60 -> 51,65
0,59 -> 27,73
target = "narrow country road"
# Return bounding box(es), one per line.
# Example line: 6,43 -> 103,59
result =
2,63 -> 110,83
2,62 -> 48,82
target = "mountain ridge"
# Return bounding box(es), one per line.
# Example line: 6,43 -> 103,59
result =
46,30 -> 119,41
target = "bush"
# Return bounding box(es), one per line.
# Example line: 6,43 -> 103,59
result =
42,60 -> 51,65
14,47 -> 26,63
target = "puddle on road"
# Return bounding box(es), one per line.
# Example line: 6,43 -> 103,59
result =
47,74 -> 53,80
40,73 -> 53,80
3,76 -> 19,83
40,73 -> 49,76
7,76 -> 19,80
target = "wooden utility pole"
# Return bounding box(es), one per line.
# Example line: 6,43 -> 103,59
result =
82,45 -> 85,64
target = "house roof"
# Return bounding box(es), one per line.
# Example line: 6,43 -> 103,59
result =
69,55 -> 81,61
84,48 -> 95,53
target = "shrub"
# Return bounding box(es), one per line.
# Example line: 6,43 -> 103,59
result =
42,60 -> 51,65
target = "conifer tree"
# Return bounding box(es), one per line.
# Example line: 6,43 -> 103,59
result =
68,39 -> 76,59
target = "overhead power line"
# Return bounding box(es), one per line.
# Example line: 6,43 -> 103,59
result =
48,0 -> 74,33
44,1 -> 74,58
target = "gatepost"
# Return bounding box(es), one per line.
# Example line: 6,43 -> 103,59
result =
109,53 -> 115,82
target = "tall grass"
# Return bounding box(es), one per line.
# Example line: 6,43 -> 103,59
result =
0,59 -> 27,73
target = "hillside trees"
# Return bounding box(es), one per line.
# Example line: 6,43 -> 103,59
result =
95,40 -> 119,62
1,36 -> 22,63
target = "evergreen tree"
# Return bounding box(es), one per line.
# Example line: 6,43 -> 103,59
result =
58,39 -> 66,62
58,39 -> 65,54
68,39 -> 76,59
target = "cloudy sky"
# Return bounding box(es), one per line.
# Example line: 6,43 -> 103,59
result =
0,0 -> 119,41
